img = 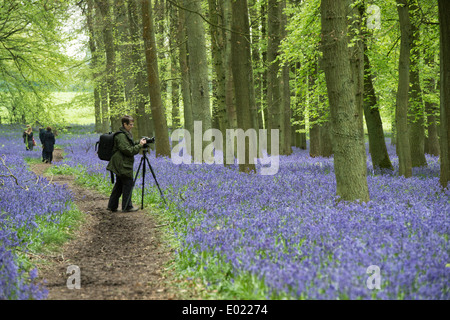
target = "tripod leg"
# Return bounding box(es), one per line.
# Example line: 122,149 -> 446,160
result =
124,157 -> 144,211
144,156 -> 167,205
141,158 -> 146,209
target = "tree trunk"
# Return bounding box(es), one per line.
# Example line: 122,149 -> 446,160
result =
128,0 -> 154,140
280,0 -> 291,155
221,0 -> 237,130
267,0 -> 283,155
396,0 -> 413,177
363,48 -> 393,170
423,57 -> 439,156
321,0 -> 369,202
84,0 -> 102,133
169,2 -> 180,130
438,0 -> 450,188
96,0 -> 122,131
141,0 -> 170,157
249,0 -> 264,131
175,2 -> 193,136
408,2 -> 427,167
208,0 -> 227,133
231,0 -> 256,174
183,0 -> 212,163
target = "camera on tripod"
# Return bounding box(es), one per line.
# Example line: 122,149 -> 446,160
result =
142,136 -> 155,148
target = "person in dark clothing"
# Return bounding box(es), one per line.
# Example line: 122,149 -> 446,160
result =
22,125 -> 34,151
106,115 -> 146,213
38,127 -> 46,162
42,126 -> 56,163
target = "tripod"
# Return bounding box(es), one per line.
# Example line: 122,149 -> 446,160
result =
124,147 -> 167,209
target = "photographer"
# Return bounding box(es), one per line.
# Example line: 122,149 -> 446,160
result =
107,115 -> 146,213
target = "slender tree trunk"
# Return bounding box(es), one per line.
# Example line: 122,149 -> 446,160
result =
363,47 -> 393,170
84,0 -> 102,133
292,62 -> 306,149
183,0 -> 212,162
141,0 -> 170,157
96,0 -> 122,131
261,1 -> 268,130
169,2 -> 180,130
308,65 -> 321,157
250,0 -> 264,130
319,122 -> 333,157
408,1 -> 427,167
280,0 -> 291,155
396,0 -> 413,177
425,88 -> 440,156
221,0 -> 237,129
321,0 -> 370,202
267,0 -> 283,155
208,0 -> 227,134
175,2 -> 193,136
115,0 -> 132,116
231,0 -> 256,173
438,0 -> 450,188
128,0 -> 154,140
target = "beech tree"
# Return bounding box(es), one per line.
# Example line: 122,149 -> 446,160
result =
438,0 -> 450,188
231,0 -> 256,173
320,0 -> 370,202
395,0 -> 412,178
141,0 -> 170,157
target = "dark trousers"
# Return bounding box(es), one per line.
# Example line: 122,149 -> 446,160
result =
108,175 -> 134,211
43,150 -> 53,163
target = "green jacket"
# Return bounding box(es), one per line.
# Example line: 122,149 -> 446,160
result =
106,127 -> 143,178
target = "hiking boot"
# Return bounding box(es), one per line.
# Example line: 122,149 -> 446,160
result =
107,207 -> 118,212
123,207 -> 139,213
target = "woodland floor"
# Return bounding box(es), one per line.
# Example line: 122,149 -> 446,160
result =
29,149 -> 187,300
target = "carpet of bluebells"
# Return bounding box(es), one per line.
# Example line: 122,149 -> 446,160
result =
2,124 -> 448,299
51,125 -> 449,300
0,124 -> 74,299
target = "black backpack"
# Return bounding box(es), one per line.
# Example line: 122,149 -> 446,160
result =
95,131 -> 123,161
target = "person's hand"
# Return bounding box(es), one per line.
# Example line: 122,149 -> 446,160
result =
140,138 -> 146,146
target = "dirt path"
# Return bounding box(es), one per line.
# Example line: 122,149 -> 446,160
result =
30,149 -> 181,300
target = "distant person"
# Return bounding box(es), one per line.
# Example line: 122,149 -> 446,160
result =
22,125 -> 34,151
38,127 -> 46,162
42,126 -> 56,163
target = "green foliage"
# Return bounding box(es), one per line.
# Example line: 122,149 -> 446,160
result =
281,0 -> 329,130
0,0 -> 87,125
281,0 -> 439,133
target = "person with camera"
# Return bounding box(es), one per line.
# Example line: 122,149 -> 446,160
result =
107,115 -> 146,213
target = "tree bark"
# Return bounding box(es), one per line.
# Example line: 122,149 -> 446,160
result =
96,0 -> 122,131
231,0 -> 256,173
208,0 -> 227,134
267,0 -> 283,155
396,0 -> 413,177
128,0 -> 154,140
175,2 -> 193,137
168,1 -> 180,130
408,1 -> 427,167
438,0 -> 450,188
84,0 -> 102,133
141,0 -> 170,157
321,0 -> 369,202
221,0 -> 237,130
363,48 -> 393,170
183,0 -> 212,162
